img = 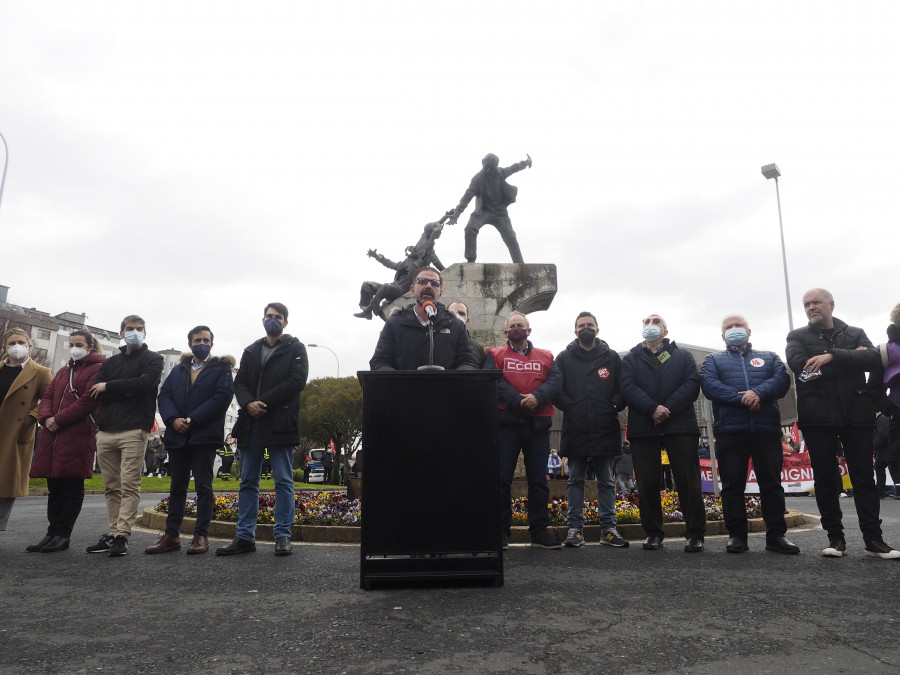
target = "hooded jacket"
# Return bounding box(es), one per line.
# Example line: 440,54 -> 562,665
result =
700,345 -> 790,436
158,353 -> 236,450
786,317 -> 880,427
232,334 -> 308,447
370,303 -> 477,371
554,338 -> 624,457
621,339 -> 700,438
94,344 -> 164,432
32,353 -> 105,479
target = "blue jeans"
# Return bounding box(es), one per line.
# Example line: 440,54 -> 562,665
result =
566,455 -> 617,531
499,422 -> 550,536
236,443 -> 296,540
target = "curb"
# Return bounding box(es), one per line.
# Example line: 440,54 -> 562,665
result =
138,507 -> 809,545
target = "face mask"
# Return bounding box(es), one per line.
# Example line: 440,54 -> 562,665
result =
191,344 -> 211,360
724,328 -> 749,346
506,326 -> 528,343
577,327 -> 597,344
642,325 -> 661,341
70,347 -> 88,361
264,318 -> 283,336
7,344 -> 29,360
123,330 -> 144,347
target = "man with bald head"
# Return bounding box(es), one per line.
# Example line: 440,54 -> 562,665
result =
484,312 -> 562,549
448,301 -> 486,367
700,315 -> 797,554
787,288 -> 899,559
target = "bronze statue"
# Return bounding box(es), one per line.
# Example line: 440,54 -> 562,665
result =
448,153 -> 532,264
354,222 -> 445,320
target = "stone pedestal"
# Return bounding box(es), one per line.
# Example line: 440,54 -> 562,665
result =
383,262 -> 558,348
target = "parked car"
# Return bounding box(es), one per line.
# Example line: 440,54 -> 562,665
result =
304,460 -> 325,484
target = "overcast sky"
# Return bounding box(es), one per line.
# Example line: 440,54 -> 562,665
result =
2,2 -> 898,379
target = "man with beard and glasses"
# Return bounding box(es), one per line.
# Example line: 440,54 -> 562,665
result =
369,267 -> 477,371
484,313 -> 562,549
447,153 -> 532,264
554,312 -> 629,549
786,288 -> 899,559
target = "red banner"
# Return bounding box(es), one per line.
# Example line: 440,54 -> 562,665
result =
699,453 -> 849,493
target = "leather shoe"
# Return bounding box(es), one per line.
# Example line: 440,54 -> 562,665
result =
642,535 -> 664,550
40,536 -> 70,553
26,534 -> 53,552
684,537 -> 704,553
726,536 -> 749,553
144,534 -> 181,554
275,536 -> 293,556
765,536 -> 800,554
186,534 -> 209,555
216,537 -> 256,556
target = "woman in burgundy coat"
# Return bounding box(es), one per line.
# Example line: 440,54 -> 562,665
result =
27,330 -> 105,553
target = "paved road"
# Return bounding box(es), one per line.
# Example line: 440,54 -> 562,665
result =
1,494 -> 898,674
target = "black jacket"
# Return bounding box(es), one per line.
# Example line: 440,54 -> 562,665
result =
157,354 -> 236,450
94,344 -> 164,432
786,318 -> 880,427
369,303 -> 477,371
621,339 -> 700,438
232,334 -> 308,447
555,339 -> 624,457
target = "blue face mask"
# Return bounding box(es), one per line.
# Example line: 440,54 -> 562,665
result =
642,324 -> 662,341
123,330 -> 144,347
724,328 -> 749,346
264,317 -> 283,336
191,344 -> 211,360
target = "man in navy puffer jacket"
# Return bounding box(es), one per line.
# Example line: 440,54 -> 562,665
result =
148,326 -> 235,555
700,315 -> 797,555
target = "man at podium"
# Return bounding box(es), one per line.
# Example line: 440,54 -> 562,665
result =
369,266 -> 477,371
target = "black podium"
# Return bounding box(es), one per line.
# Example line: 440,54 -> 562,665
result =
358,370 -> 503,589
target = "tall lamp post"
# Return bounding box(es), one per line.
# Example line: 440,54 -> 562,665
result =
761,163 -> 794,331
0,132 -> 9,216
308,343 -> 340,378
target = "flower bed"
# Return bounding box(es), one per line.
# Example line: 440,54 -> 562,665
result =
155,490 -> 760,527
512,491 -> 761,526
155,491 -> 361,526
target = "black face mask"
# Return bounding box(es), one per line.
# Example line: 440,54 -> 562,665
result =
577,328 -> 596,344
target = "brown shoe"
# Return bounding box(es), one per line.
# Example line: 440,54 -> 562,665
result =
144,534 -> 181,554
186,534 -> 209,555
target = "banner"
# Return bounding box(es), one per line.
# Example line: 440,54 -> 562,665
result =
700,453 -> 849,494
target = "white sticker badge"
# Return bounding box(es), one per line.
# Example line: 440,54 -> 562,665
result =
750,358 -> 766,367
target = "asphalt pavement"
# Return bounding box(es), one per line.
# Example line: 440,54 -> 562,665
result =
1,494 -> 899,674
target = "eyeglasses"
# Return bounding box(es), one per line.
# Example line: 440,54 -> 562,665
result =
415,278 -> 441,288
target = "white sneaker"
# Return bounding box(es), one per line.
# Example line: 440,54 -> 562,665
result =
864,540 -> 900,559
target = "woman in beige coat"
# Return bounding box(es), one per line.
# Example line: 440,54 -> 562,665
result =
0,328 -> 52,530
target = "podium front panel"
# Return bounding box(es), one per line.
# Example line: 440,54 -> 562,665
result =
358,370 -> 502,587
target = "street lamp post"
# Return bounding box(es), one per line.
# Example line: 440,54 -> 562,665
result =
0,132 -> 9,216
761,163 -> 794,331
308,343 -> 340,378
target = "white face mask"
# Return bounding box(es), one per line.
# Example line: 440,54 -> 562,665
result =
7,344 -> 29,360
70,347 -> 88,361
123,330 -> 144,348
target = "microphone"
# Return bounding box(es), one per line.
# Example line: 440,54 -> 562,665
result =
422,300 -> 437,321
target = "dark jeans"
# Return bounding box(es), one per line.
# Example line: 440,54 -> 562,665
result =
165,444 -> 217,537
46,477 -> 86,538
716,433 -> 787,540
499,421 -> 550,536
801,426 -> 882,541
631,433 -> 706,539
